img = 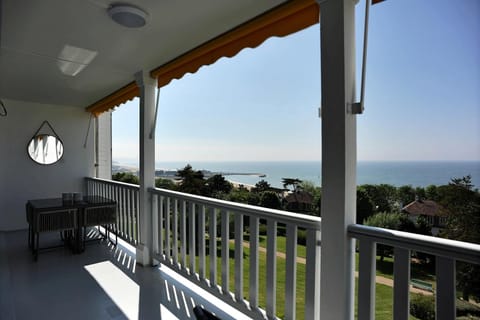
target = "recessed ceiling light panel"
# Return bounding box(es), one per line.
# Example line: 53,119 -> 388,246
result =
108,4 -> 148,28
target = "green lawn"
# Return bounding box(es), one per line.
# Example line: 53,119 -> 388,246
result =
256,234 -> 436,285
181,237 -> 424,319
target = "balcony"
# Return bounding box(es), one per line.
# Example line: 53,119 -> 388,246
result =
1,178 -> 478,319
87,178 -> 480,319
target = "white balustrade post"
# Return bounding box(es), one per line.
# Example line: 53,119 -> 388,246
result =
135,71 -> 157,266
393,248 -> 411,320
317,0 -> 358,319
436,256 -> 456,320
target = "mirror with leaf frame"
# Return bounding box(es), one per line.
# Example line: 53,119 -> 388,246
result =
27,121 -> 64,165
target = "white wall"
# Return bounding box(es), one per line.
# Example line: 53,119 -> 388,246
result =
0,99 -> 95,231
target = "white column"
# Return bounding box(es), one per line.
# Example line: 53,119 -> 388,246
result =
318,0 -> 357,319
135,71 -> 157,266
96,111 -> 112,179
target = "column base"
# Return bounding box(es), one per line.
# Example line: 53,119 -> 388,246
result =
136,244 -> 152,266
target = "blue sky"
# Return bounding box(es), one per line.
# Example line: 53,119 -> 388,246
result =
112,0 -> 479,163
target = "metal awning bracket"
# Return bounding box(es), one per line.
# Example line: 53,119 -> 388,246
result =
349,0 -> 371,115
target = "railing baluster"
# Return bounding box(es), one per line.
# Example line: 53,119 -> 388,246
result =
209,207 -> 217,288
129,190 -> 138,242
152,194 -> 158,254
305,228 -> 321,320
165,197 -> 171,262
234,212 -> 243,302
173,199 -> 179,266
158,195 -> 164,258
112,184 -> 118,235
135,189 -> 139,244
358,239 -> 376,320
125,189 -> 133,242
266,219 -> 277,318
436,256 -> 456,320
221,210 -> 229,295
124,188 -> 130,242
199,205 -> 206,280
189,202 -> 196,274
285,224 -> 297,320
249,216 -> 259,310
121,187 -> 127,239
393,247 -> 410,320
181,200 -> 187,268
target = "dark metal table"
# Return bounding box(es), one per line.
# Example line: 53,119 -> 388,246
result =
26,196 -> 117,258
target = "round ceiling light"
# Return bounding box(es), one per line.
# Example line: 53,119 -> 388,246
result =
108,4 -> 147,28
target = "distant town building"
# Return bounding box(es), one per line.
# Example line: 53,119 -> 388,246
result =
284,190 -> 314,214
402,199 -> 448,236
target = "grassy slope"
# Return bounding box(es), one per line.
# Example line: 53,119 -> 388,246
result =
184,238 -> 420,319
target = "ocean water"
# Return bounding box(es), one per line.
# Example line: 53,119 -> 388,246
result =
145,160 -> 480,189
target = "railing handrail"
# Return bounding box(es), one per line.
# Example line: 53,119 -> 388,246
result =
348,223 -> 480,264
149,187 -> 322,230
86,177 -> 139,190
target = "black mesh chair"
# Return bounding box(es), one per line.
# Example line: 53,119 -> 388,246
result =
193,306 -> 222,320
82,204 -> 117,248
32,208 -> 78,261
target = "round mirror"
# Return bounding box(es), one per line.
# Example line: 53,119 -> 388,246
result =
27,134 -> 64,165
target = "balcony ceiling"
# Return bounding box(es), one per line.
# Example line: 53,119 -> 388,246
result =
0,0 -> 287,108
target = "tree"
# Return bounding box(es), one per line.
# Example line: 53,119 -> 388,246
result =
206,174 -> 232,197
425,185 -> 439,201
112,172 -> 139,184
227,187 -> 251,204
176,164 -> 207,195
281,178 -> 303,191
259,191 -> 282,210
356,187 -> 374,224
300,181 -> 322,216
397,185 -> 416,207
364,212 -> 404,261
360,184 -> 396,212
155,178 -> 175,189
252,180 -> 272,193
438,176 -> 480,301
415,187 -> 426,200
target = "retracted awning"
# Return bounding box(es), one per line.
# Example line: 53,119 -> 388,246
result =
86,0 -> 385,116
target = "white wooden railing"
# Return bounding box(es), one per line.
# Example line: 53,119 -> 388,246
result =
85,178 -> 480,320
349,224 -> 480,320
149,187 -> 322,320
85,177 -> 139,245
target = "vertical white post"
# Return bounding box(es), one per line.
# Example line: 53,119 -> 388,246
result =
199,205 -> 206,279
436,256 -> 456,320
209,208 -> 217,288
135,70 -> 157,266
393,248 -> 410,320
285,224 -> 298,320
234,213 -> 244,302
249,216 -> 260,310
318,0 -> 357,319
266,219 -> 277,318
221,210 -> 229,295
305,229 -> 321,319
358,239 -> 376,320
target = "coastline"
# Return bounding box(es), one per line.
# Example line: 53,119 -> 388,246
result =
112,160 -> 480,188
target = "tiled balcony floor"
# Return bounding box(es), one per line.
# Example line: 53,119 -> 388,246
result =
0,230 -> 251,320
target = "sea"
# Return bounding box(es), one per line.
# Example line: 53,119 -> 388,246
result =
115,160 -> 480,189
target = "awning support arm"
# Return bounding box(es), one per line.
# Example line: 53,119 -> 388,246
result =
350,0 -> 371,114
